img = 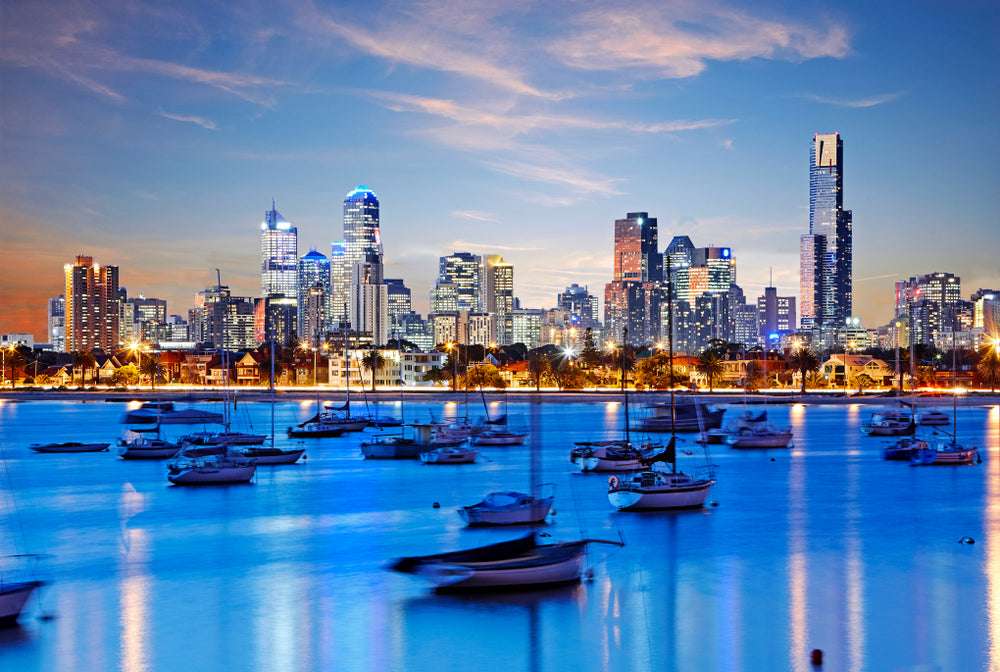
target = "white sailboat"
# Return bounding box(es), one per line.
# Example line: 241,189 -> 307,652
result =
608,269 -> 717,511
166,270 -> 256,485
1,440 -> 43,626
571,328 -> 663,472
242,336 -> 305,465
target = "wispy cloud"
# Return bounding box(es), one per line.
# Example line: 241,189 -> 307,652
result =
296,2 -> 563,100
448,240 -> 545,252
158,111 -> 218,130
370,90 -> 735,136
484,158 -> 625,196
548,2 -> 849,78
452,211 -> 500,223
857,273 -> 902,282
800,91 -> 904,108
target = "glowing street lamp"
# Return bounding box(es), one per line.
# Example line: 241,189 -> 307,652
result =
2,344 -> 16,389
129,340 -> 147,387
446,342 -> 458,392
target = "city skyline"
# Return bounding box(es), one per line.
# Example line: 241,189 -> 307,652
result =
2,0 -> 998,340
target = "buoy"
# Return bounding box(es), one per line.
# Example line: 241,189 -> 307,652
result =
959,536 -> 975,544
770,457 -> 776,461
711,501 -> 719,507
810,649 -> 823,666
550,508 -> 557,516
585,568 -> 595,581
432,502 -> 440,508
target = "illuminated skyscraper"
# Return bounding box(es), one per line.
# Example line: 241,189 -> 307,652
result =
334,185 -> 382,326
434,252 -> 482,313
261,201 -> 298,299
297,249 -> 332,339
485,255 -> 514,345
800,132 -> 852,331
64,255 -> 119,352
604,212 -> 661,343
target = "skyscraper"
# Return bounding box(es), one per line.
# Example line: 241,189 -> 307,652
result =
484,255 -> 514,345
334,185 -> 382,326
64,255 -> 120,352
434,252 -> 483,313
260,201 -> 299,299
800,132 -> 852,332
604,212 -> 661,343
47,295 -> 65,352
297,249 -> 332,340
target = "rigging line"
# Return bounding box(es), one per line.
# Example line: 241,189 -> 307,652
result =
0,441 -> 30,557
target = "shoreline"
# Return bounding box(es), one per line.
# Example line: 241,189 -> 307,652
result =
2,387 -> 998,407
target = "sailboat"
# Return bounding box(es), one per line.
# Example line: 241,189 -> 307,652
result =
473,386 -> 527,446
911,326 -> 979,466
242,336 -> 305,465
1,435 -> 43,626
391,396 -> 623,591
166,270 -> 257,485
722,349 -> 793,448
608,268 -> 717,511
571,328 -> 663,472
320,321 -> 370,432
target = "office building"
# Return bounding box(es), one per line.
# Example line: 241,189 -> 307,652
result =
298,249 -> 332,339
800,132 -> 852,332
434,252 -> 483,313
334,185 -> 382,326
64,255 -> 120,352
47,295 -> 65,352
604,212 -> 661,343
895,272 -> 962,346
484,255 -> 514,345
261,201 -> 299,300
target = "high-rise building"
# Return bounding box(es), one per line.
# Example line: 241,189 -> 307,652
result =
334,185 -> 382,326
47,295 -> 65,352
435,252 -> 483,313
801,132 -> 852,332
757,286 -> 797,343
484,255 -> 514,345
557,284 -> 600,329
193,286 -> 256,349
350,254 -> 389,345
297,249 -> 332,339
385,279 -> 412,323
261,202 -> 298,299
64,255 -> 120,352
604,212 -> 661,343
895,272 -> 962,346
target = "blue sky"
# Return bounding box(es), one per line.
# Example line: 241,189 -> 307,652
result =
2,0 -> 997,340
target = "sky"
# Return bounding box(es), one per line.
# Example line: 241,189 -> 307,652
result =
2,0 -> 998,342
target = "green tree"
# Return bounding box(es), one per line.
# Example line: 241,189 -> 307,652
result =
361,350 -> 387,391
113,364 -> 140,386
977,347 -> 1000,392
527,351 -> 551,391
695,351 -> 724,392
73,351 -> 97,385
422,366 -> 447,386
140,353 -> 163,390
466,363 -> 506,390
788,347 -> 821,394
579,328 -> 601,369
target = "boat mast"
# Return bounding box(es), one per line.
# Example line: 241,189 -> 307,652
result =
622,327 -> 629,445
343,303 -> 351,419
667,257 -> 676,474
270,332 -> 276,446
216,268 -> 230,432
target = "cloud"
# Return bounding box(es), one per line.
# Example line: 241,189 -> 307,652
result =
158,112 -> 218,130
296,2 -> 563,100
447,240 -> 545,252
452,211 -> 500,223
800,91 -> 904,108
484,158 -> 625,196
856,273 -> 902,282
547,2 -> 849,78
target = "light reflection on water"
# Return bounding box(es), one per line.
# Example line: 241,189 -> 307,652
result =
0,398 -> 996,671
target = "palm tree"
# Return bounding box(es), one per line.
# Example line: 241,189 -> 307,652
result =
527,351 -> 550,391
140,353 -> 163,390
978,347 -> 1000,392
695,351 -> 724,392
73,351 -> 97,386
788,347 -> 821,394
361,350 -> 387,391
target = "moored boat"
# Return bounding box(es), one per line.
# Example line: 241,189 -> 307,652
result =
459,486 -> 555,526
723,424 -> 793,449
861,410 -> 915,437
29,441 -> 110,453
638,398 -> 724,433
916,409 -> 950,426
419,446 -> 478,464
118,436 -> 180,460
571,440 -> 663,472
167,445 -> 257,485
362,423 -> 467,459
0,579 -> 43,627
388,533 -> 622,591
474,429 -> 528,446
882,436 -> 929,461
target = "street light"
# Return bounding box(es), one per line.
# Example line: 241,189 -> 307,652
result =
129,340 -> 147,388
446,342 -> 457,392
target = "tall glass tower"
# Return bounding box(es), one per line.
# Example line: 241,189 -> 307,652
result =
261,201 -> 298,299
801,132 -> 852,331
333,185 -> 381,326
297,249 -> 332,340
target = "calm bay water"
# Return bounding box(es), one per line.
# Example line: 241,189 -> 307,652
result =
0,396 -> 997,672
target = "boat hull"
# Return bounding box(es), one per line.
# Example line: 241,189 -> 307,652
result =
362,441 -> 424,459
29,442 -> 109,453
241,448 -> 305,464
459,499 -> 553,526
474,432 -> 527,446
609,479 -> 714,511
0,581 -> 41,627
420,448 -> 477,464
287,425 -> 344,438
167,462 -> 256,484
